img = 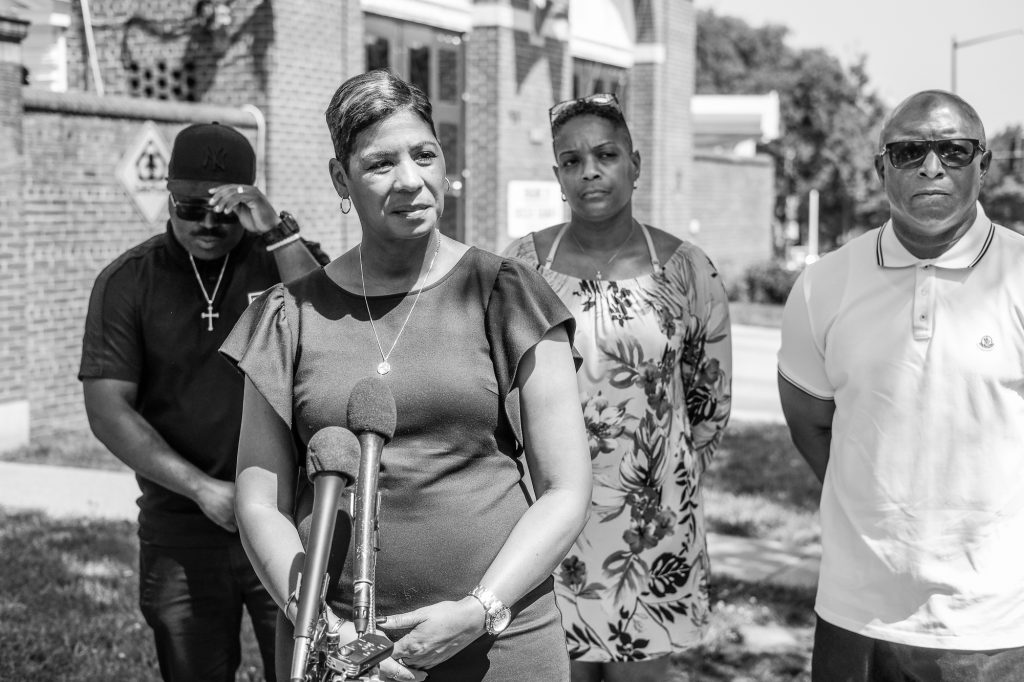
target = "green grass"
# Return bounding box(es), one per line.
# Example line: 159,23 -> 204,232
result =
0,509 -> 812,682
704,421 -> 821,545
0,510 -> 266,681
1,418 -> 818,681
2,432 -> 128,471
667,419 -> 819,680
673,577 -> 814,681
728,301 -> 784,328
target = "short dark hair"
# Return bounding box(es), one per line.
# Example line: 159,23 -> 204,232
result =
550,100 -> 633,150
325,69 -> 437,170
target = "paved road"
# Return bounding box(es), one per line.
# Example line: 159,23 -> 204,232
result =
731,324 -> 783,423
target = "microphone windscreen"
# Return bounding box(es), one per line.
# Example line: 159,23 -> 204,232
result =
306,426 -> 360,484
346,377 -> 397,442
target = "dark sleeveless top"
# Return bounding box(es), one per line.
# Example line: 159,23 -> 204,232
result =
221,247 -> 577,681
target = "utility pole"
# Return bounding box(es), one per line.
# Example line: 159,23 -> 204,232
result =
951,28 -> 1024,93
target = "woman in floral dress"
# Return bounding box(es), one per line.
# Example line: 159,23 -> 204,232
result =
504,93 -> 731,682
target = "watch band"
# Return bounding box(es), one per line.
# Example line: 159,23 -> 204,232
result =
262,211 -> 300,247
469,586 -> 512,635
469,586 -> 503,612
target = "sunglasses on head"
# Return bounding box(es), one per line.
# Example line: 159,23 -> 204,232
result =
880,138 -> 985,170
170,195 -> 239,224
549,92 -> 621,127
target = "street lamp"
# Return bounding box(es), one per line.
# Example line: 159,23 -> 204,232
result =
951,28 -> 1024,93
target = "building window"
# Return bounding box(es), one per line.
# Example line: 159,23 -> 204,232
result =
572,59 -> 628,107
439,122 -> 459,175
439,49 -> 458,103
409,44 -> 431,98
366,35 -> 389,72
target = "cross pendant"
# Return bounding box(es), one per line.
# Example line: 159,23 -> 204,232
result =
201,304 -> 219,331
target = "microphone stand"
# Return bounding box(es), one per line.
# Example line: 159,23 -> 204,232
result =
352,430 -> 384,637
324,377 -> 397,681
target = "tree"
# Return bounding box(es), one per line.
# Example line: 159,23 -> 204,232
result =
980,125 -> 1024,233
696,9 -> 889,251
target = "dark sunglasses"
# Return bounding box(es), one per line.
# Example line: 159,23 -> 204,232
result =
170,195 -> 240,224
880,138 -> 986,170
549,92 -> 621,126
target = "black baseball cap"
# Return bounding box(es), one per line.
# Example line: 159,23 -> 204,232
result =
167,122 -> 256,195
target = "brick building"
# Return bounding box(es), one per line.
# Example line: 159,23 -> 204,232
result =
691,93 -> 779,282
1,0 -> 771,449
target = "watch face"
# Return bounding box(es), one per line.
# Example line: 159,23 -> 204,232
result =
488,607 -> 512,635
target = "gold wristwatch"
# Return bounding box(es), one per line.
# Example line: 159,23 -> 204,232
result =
469,586 -> 511,636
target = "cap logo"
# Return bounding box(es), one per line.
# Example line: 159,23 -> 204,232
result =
203,146 -> 228,172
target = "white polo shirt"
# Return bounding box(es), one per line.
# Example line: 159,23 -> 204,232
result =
779,207 -> 1024,649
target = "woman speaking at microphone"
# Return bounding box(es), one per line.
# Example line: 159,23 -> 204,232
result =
220,69 -> 591,682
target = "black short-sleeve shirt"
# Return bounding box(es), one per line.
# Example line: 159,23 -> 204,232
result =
220,248 -> 579,680
79,224 -> 325,546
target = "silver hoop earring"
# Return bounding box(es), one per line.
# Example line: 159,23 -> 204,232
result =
340,197 -> 352,214
443,177 -> 452,193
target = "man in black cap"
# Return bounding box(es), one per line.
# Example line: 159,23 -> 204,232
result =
79,122 -> 329,681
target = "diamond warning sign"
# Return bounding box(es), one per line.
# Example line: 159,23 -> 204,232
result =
116,121 -> 172,224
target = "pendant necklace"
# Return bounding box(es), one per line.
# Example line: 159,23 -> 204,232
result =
359,230 -> 440,375
568,221 -> 636,280
188,253 -> 230,331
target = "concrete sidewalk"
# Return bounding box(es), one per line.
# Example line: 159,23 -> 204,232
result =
0,460 -> 820,590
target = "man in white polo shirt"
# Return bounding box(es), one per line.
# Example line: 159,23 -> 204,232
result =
779,90 -> 1024,681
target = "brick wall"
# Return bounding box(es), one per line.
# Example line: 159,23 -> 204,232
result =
261,0 -> 355,257
466,3 -> 570,253
17,92 -> 256,440
691,151 -> 774,287
0,56 -> 27,417
66,0 -> 350,256
629,0 -> 695,237
67,0 -> 274,108
465,24 -> 503,250
13,1 -> 708,444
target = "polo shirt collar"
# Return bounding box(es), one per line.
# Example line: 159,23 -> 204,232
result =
875,203 -> 994,269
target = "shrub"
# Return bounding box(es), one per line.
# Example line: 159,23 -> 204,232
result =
743,260 -> 802,304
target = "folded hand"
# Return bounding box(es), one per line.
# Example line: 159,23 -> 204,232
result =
379,596 -> 487,671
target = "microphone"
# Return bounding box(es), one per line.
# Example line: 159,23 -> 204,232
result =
290,426 -> 360,682
347,377 -> 397,635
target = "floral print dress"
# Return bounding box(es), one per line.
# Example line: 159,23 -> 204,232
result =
506,225 -> 732,662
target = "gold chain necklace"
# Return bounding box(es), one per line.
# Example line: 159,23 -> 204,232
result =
188,253 -> 230,331
567,221 -> 636,280
358,230 -> 441,375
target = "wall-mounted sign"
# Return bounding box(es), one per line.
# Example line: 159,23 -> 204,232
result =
507,180 -> 565,238
116,121 -> 171,224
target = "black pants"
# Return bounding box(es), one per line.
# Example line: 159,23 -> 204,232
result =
812,616 -> 1024,682
139,539 -> 279,682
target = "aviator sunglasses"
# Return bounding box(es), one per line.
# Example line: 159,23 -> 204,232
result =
549,92 -> 622,126
170,195 -> 240,224
880,138 -> 986,170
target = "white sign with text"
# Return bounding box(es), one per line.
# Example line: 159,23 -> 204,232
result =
506,180 -> 565,238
